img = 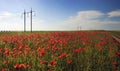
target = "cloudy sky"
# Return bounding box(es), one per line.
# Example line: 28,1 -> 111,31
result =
0,0 -> 120,31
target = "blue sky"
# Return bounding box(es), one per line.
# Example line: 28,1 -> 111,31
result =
0,0 -> 120,31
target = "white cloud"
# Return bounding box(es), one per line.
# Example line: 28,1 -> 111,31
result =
0,12 -> 13,19
76,10 -> 104,19
54,10 -> 120,30
108,10 -> 120,17
0,11 -> 23,31
59,11 -> 103,29
0,22 -> 23,31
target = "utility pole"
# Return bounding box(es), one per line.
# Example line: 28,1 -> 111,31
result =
23,10 -> 26,32
80,26 -> 81,30
30,8 -> 34,32
77,25 -> 81,31
22,8 -> 35,32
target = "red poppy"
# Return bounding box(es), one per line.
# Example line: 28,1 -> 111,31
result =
73,48 -> 82,53
47,69 -> 52,71
116,51 -> 120,58
67,59 -> 72,64
52,46 -> 58,52
98,61 -> 103,65
19,64 -> 26,68
0,48 -> 3,54
14,64 -> 20,69
110,55 -> 115,60
112,61 -> 119,67
40,60 -> 46,65
4,60 -> 8,65
18,46 -> 23,51
58,53 -> 66,58
14,63 -> 30,69
83,48 -> 87,51
4,48 -> 9,55
109,48 -> 113,52
37,47 -> 41,52
39,48 -> 45,57
9,51 -> 13,56
1,68 -> 5,71
99,47 -> 103,52
26,64 -> 30,69
114,69 -> 119,71
50,61 -> 57,66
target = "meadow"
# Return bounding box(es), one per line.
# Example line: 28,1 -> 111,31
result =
0,31 -> 120,71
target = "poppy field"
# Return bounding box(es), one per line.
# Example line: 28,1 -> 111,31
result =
0,31 -> 120,71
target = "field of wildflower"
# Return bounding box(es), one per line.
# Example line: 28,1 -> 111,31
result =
0,31 -> 120,71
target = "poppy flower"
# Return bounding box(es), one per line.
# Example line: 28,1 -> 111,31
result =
4,48 -> 9,55
67,59 -> 72,64
39,48 -> 45,57
47,69 -> 52,71
19,64 -> 26,68
40,60 -> 46,65
50,61 -> 57,66
14,64 -> 20,69
98,61 -> 103,65
114,69 -> 119,71
37,47 -> 41,52
58,53 -> 66,58
112,61 -> 119,67
73,48 -> 82,53
109,48 -> 113,52
4,60 -> 8,65
116,51 -> 120,58
99,47 -> 103,52
83,48 -> 87,51
110,55 -> 115,60
26,64 -> 30,69
1,68 -> 5,71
